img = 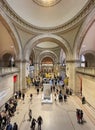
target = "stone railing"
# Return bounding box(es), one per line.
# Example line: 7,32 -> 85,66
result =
0,67 -> 19,76
76,67 -> 95,76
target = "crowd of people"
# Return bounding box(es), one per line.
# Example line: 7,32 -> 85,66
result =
0,90 -> 27,130
0,75 -> 85,129
0,98 -> 18,130
14,91 -> 25,101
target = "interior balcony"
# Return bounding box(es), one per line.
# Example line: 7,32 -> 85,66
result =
76,67 -> 95,76
0,67 -> 19,77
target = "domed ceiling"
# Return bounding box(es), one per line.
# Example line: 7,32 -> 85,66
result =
6,0 -> 88,28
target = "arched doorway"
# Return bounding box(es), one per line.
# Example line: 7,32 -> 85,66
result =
41,57 -> 54,78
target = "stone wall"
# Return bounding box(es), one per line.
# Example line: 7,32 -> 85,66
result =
76,68 -> 95,108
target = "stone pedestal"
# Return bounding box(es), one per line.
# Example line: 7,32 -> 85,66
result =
41,84 -> 52,104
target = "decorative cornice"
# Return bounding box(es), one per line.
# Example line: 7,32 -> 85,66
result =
15,59 -> 29,63
66,60 -> 80,63
0,0 -> 95,33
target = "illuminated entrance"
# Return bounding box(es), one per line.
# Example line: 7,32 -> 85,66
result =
40,57 -> 54,78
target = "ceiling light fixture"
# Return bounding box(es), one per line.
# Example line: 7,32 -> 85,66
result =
33,0 -> 61,7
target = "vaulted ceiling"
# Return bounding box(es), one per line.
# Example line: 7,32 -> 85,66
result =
6,0 -> 88,28
0,0 -> 95,62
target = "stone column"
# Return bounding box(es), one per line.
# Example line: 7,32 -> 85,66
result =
15,60 -> 22,91
53,62 -> 60,76
22,60 -> 28,91
34,63 -> 39,77
66,59 -> 80,93
16,60 -> 27,91
57,63 -> 60,76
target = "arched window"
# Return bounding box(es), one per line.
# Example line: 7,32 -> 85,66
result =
80,55 -> 85,67
2,53 -> 12,67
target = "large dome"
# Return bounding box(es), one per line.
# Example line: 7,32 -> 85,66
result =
6,0 -> 88,28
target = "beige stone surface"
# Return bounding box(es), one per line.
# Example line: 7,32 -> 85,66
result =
11,86 -> 95,130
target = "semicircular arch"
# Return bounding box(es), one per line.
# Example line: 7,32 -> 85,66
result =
38,50 -> 58,64
24,34 -> 71,61
0,9 -> 22,60
74,8 -> 95,59
80,50 -> 95,57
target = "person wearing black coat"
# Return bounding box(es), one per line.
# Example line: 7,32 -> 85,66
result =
13,122 -> 18,130
37,116 -> 43,130
31,118 -> 36,130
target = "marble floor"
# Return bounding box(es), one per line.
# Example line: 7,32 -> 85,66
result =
11,87 -> 95,130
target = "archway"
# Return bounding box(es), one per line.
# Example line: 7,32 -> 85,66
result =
2,53 -> 13,67
24,34 -> 72,61
36,50 -> 58,78
74,8 -> 95,60
41,57 -> 54,78
0,10 -> 22,60
80,51 -> 95,67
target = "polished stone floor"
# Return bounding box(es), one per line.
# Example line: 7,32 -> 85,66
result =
11,87 -> 95,130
